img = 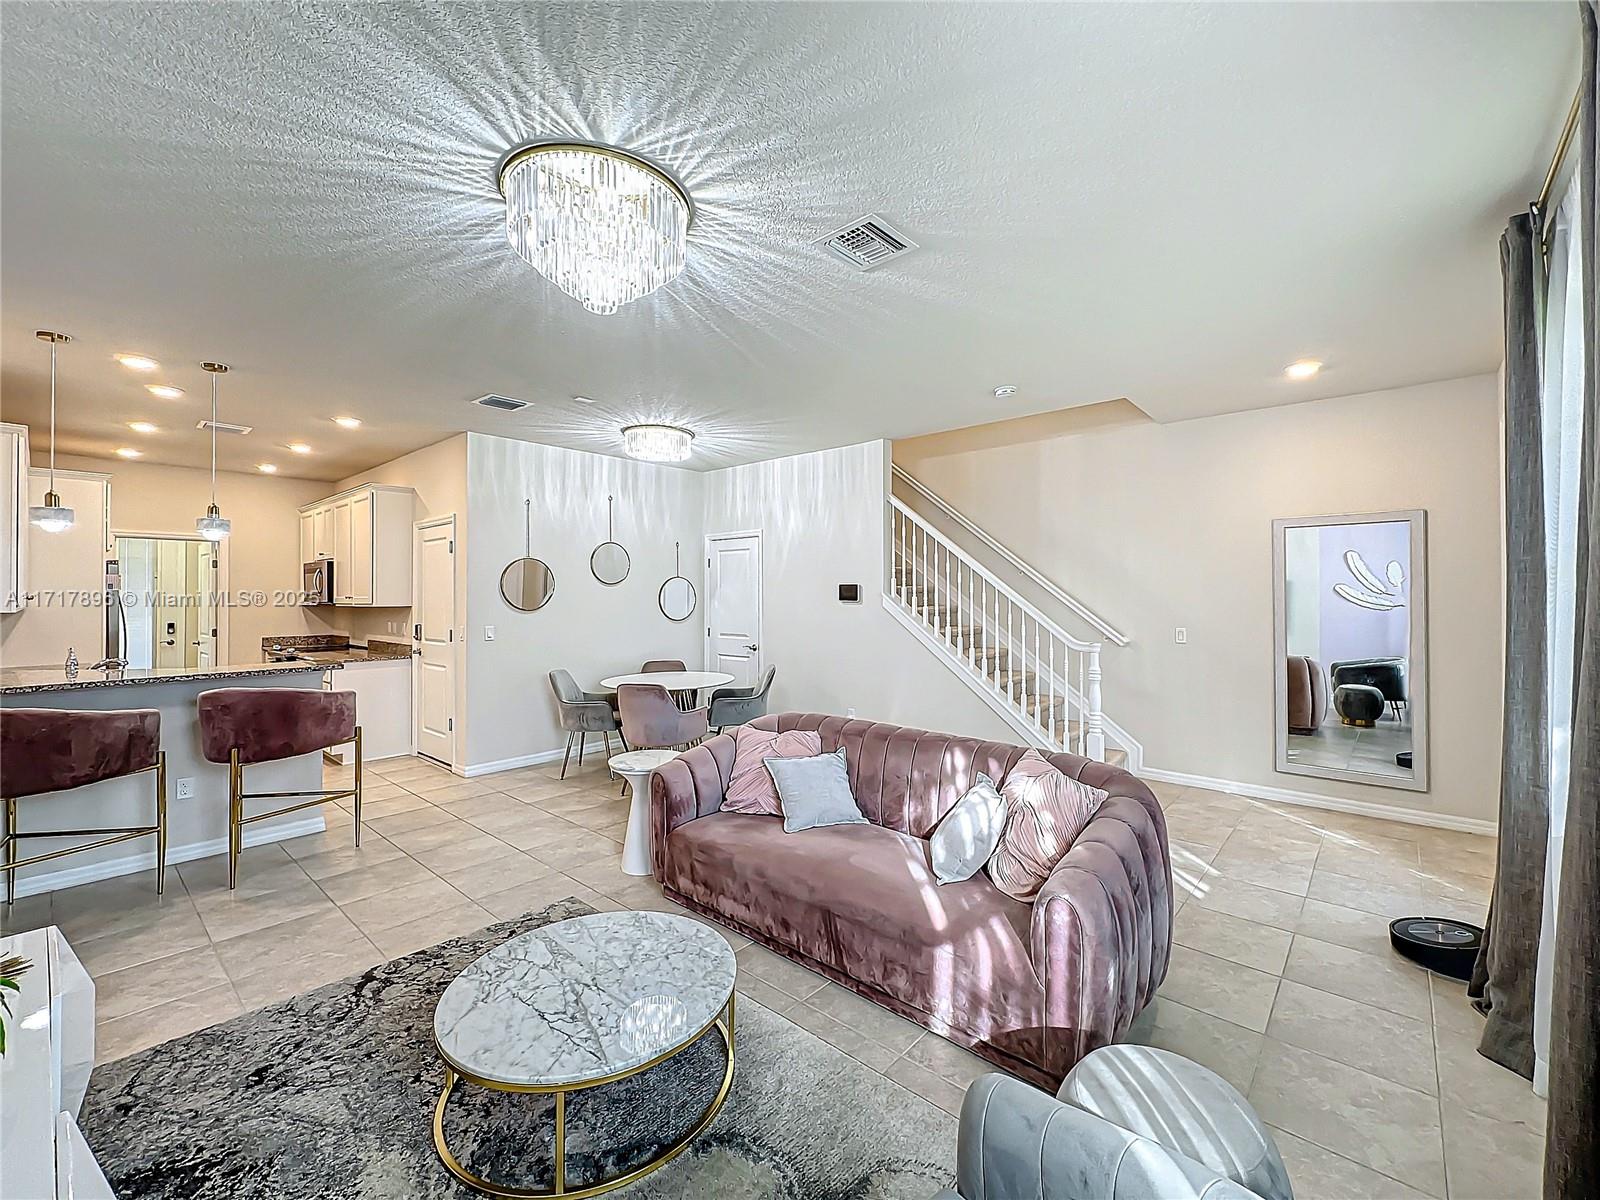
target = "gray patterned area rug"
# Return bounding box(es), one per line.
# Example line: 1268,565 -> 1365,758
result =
80,898 -> 957,1199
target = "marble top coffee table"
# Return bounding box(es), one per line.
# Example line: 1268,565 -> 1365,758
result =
431,911 -> 737,1198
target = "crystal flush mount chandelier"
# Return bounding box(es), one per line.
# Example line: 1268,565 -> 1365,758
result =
621,424 -> 695,463
498,140 -> 692,315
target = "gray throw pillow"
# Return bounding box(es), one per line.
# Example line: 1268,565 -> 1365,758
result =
765,748 -> 868,833
928,773 -> 1008,884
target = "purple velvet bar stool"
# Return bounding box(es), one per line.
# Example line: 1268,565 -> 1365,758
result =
196,688 -> 361,889
0,707 -> 167,907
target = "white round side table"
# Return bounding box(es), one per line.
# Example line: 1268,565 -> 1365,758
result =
608,749 -> 680,876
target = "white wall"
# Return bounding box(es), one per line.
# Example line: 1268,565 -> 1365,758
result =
895,375 -> 1505,827
462,433 -> 706,771
702,440 -> 1017,741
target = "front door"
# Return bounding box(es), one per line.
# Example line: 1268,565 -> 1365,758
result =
706,531 -> 762,687
414,517 -> 456,765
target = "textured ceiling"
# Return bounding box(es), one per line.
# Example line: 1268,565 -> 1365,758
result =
0,1 -> 1578,480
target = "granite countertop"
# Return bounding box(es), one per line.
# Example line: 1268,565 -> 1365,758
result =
261,635 -> 413,667
0,660 -> 332,696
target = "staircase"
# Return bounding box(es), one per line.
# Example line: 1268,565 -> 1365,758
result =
884,471 -> 1137,770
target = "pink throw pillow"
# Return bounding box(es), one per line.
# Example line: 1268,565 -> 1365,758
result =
986,749 -> 1107,900
721,727 -> 823,815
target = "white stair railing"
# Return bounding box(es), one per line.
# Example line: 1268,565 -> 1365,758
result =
888,494 -> 1106,761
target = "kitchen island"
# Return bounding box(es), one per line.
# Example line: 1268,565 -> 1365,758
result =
0,661 -> 336,899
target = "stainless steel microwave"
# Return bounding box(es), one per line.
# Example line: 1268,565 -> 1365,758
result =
302,558 -> 335,606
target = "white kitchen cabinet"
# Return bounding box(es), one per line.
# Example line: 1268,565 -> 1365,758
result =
323,657 -> 413,762
297,485 -> 413,607
0,423 -> 29,613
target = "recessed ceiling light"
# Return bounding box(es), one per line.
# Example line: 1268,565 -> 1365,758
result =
115,353 -> 159,372
573,396 -> 596,405
1284,359 -> 1323,380
993,385 -> 1018,398
126,421 -> 158,434
146,384 -> 185,400
332,416 -> 362,429
257,462 -> 278,474
287,443 -> 312,455
115,446 -> 143,459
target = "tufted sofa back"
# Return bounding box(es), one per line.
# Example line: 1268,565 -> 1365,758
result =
747,712 -> 1158,841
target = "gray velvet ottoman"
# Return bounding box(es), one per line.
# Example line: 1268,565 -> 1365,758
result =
1333,682 -> 1385,727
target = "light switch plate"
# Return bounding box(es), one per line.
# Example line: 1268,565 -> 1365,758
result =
1174,627 -> 1188,644
484,625 -> 496,641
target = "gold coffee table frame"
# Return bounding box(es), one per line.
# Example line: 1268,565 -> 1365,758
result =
432,991 -> 735,1198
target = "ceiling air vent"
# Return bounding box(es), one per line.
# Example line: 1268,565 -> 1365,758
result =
470,393 -> 532,413
196,419 -> 253,436
815,213 -> 919,271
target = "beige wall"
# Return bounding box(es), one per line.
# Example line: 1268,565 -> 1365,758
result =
4,452 -> 338,664
895,375 -> 1504,827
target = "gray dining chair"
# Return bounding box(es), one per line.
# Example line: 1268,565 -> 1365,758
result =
548,669 -> 626,779
618,683 -> 709,753
708,666 -> 777,734
642,659 -> 687,673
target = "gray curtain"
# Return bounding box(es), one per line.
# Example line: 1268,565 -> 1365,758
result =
1546,4 -> 1598,1195
1467,211 -> 1548,1079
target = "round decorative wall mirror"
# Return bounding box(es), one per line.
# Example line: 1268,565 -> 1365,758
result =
590,495 -> 630,586
659,541 -> 697,622
501,558 -> 555,611
501,499 -> 556,612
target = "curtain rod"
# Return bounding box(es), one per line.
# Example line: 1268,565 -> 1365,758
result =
1536,87 -> 1583,218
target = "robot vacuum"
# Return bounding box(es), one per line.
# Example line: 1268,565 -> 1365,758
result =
1389,917 -> 1482,981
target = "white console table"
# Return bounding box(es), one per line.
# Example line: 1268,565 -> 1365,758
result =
0,926 -> 114,1199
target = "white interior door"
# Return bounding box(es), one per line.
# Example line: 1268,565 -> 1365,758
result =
413,517 -> 456,765
706,531 -> 762,687
196,541 -> 217,666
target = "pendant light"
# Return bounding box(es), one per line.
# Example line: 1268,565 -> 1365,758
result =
28,330 -> 75,533
195,361 -> 231,541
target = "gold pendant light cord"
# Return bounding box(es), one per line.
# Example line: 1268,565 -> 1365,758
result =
48,339 -> 57,493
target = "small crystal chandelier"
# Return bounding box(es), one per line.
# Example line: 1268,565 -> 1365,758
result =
196,362 -> 231,541
28,330 -> 75,533
498,140 -> 692,315
621,424 -> 695,463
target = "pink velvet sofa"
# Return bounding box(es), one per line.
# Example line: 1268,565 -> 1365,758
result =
651,712 -> 1173,1088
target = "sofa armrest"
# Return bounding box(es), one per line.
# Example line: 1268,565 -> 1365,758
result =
1029,794 -> 1173,1077
953,1074 -> 1253,1200
649,733 -> 736,885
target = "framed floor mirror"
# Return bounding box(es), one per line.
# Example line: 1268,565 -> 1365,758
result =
1272,510 -> 1428,792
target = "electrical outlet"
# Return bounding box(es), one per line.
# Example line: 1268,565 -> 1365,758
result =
175,777 -> 196,800
1174,627 -> 1188,645
484,625 -> 496,641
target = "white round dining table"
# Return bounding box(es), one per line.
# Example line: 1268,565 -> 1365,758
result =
598,671 -> 735,693
598,671 -> 735,711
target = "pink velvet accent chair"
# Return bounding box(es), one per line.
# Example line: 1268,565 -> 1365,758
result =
651,712 -> 1172,1089
0,707 -> 167,906
196,687 -> 361,889
618,683 -> 709,751
641,659 -> 687,673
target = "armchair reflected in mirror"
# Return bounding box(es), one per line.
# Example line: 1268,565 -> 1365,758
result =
1273,511 -> 1427,792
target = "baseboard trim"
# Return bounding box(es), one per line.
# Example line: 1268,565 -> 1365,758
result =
460,745 -> 576,778
12,815 -> 328,900
1139,766 -> 1498,836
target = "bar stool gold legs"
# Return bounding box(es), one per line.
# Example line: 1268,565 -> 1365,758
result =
1,752 -> 168,908
225,725 -> 364,889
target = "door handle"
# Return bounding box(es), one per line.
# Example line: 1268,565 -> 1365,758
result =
746,643 -> 759,651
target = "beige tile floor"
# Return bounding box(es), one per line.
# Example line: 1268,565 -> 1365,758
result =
2,754 -> 1539,1199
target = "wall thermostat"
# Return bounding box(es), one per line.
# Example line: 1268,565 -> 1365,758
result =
838,583 -> 861,603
